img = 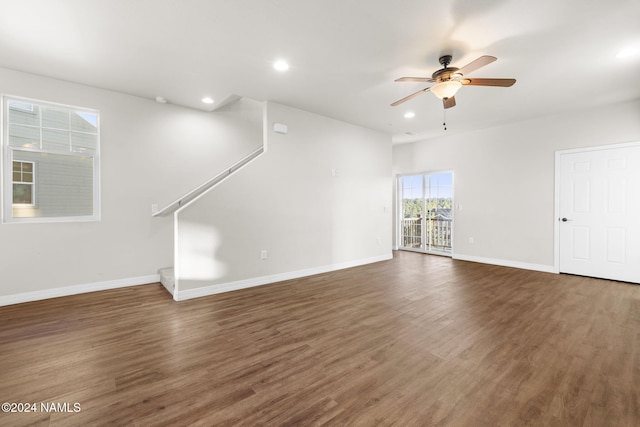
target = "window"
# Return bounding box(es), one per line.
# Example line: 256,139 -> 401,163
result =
2,96 -> 100,222
12,161 -> 35,205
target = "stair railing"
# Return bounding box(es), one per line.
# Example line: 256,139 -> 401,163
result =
152,145 -> 264,217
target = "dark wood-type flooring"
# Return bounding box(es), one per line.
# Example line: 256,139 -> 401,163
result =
1,251 -> 639,426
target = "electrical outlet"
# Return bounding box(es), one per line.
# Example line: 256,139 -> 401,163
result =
261,250 -> 268,260
469,237 -> 475,244
151,203 -> 158,214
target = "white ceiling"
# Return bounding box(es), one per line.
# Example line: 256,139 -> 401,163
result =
0,0 -> 639,143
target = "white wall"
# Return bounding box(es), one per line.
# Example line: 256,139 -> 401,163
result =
0,67 -> 261,301
393,99 -> 640,270
176,102 -> 393,296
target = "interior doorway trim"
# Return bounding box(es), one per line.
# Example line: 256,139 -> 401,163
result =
553,140 -> 640,274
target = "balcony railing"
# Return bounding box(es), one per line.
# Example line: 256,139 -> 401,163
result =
401,216 -> 452,252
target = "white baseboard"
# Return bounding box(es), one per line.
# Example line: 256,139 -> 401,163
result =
0,274 -> 160,307
176,253 -> 393,301
452,253 -> 556,274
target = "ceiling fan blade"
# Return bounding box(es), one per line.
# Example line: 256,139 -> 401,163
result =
458,55 -> 497,76
390,87 -> 430,106
461,78 -> 516,87
443,96 -> 456,109
395,77 -> 435,83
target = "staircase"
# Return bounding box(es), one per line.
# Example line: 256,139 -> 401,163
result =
154,145 -> 265,300
159,267 -> 175,295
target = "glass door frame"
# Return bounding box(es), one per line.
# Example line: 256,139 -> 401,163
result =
397,171 -> 454,256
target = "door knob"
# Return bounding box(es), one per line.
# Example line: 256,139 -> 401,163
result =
561,217 -> 569,222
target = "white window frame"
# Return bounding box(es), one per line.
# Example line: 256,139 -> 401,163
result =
11,160 -> 35,206
2,95 -> 101,223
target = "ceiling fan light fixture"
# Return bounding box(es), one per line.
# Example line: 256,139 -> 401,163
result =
430,80 -> 462,99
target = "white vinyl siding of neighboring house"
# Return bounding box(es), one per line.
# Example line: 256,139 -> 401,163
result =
2,96 -> 99,222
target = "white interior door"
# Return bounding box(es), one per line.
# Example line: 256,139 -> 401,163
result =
558,143 -> 640,283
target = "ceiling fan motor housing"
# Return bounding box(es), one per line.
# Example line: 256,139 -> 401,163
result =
433,55 -> 461,81
432,67 -> 460,82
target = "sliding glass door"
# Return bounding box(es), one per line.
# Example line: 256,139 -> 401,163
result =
398,172 -> 453,255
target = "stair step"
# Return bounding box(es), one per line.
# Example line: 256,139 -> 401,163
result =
158,267 -> 175,296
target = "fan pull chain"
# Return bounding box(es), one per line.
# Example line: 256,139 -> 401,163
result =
443,109 -> 447,131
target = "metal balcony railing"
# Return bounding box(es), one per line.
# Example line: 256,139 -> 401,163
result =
401,216 -> 452,252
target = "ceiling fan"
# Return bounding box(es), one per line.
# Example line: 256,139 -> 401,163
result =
391,55 -> 516,109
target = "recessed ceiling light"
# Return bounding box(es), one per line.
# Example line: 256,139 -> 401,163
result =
273,60 -> 289,71
616,45 -> 639,59
201,97 -> 214,104
404,111 -> 415,119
